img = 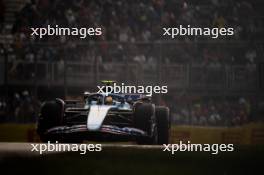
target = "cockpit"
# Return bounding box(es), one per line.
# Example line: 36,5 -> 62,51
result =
85,93 -> 129,108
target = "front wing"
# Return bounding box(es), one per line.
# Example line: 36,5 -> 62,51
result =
45,124 -> 147,137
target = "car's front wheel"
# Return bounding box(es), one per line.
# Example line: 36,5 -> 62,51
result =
134,103 -> 157,144
156,106 -> 170,144
37,99 -> 64,142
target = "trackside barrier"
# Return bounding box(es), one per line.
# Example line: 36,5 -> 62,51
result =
0,123 -> 263,144
171,123 -> 264,145
251,128 -> 264,144
0,124 -> 38,142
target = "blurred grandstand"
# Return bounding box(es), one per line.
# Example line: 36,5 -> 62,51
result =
0,0 -> 264,126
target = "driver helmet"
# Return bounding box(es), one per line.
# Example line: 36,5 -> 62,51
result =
105,96 -> 113,105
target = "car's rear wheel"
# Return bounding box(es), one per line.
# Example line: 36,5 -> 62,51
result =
37,99 -> 64,142
156,106 -> 170,144
134,103 -> 157,144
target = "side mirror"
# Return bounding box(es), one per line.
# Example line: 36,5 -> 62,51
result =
83,91 -> 90,100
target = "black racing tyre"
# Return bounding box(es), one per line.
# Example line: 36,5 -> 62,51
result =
134,103 -> 154,133
134,103 -> 157,144
156,106 -> 170,144
37,99 -> 64,142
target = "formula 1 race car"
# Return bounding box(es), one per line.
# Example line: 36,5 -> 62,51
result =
37,92 -> 170,144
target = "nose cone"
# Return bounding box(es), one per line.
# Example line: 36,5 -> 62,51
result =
87,105 -> 112,131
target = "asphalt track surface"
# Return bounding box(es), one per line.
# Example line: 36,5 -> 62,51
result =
0,142 -> 263,175
0,142 -> 162,150
0,142 -> 162,157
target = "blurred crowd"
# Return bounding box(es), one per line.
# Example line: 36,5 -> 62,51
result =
10,0 -> 264,42
170,96 -> 253,126
0,0 -> 4,32
0,0 -> 263,125
0,0 -> 261,67
0,91 -> 41,123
